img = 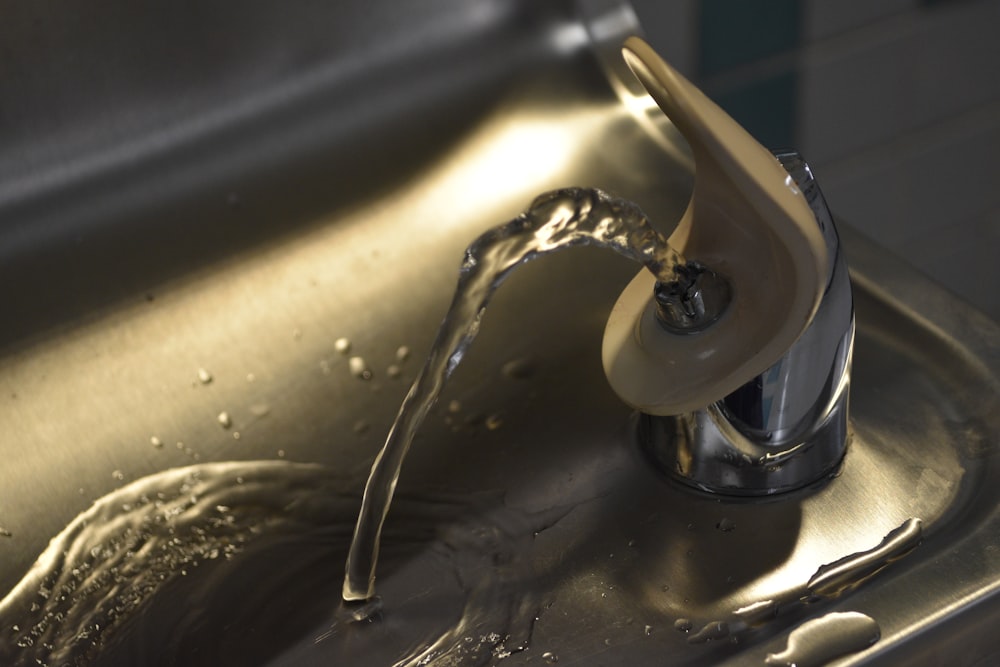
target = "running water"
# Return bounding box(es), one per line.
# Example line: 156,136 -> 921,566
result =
343,187 -> 685,602
0,186 -> 686,665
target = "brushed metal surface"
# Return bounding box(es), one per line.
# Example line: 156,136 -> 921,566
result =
0,1 -> 997,664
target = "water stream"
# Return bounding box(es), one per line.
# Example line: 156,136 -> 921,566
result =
343,187 -> 683,601
1,187 -> 686,666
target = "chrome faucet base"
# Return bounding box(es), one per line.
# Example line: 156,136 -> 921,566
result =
637,152 -> 855,496
638,340 -> 851,495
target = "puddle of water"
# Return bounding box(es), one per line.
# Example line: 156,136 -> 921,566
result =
686,518 -> 920,644
765,611 -> 880,667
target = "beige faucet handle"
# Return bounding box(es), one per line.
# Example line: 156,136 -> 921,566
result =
603,37 -> 828,415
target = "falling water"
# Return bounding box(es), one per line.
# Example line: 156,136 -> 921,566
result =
343,187 -> 683,601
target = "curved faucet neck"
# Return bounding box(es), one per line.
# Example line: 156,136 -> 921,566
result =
644,152 -> 854,495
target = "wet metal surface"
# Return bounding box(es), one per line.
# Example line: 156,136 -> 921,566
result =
1,1 -> 998,664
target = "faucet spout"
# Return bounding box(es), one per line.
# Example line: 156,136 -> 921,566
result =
642,152 -> 854,495
602,39 -> 854,495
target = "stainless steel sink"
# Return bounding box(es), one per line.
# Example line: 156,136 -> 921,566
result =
1,1 -> 998,665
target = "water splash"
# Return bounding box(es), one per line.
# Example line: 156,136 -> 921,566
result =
343,188 -> 682,601
0,461 -> 566,666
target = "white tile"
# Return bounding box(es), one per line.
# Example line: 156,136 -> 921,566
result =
629,0 -> 699,77
896,206 -> 1000,320
803,0 -> 916,41
798,1 -> 1000,164
816,101 -> 1000,246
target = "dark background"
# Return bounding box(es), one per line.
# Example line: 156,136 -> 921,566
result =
633,0 -> 1000,321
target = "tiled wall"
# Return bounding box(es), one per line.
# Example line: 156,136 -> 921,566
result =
630,0 -> 1000,320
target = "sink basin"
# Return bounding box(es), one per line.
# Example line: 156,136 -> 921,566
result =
1,1 -> 998,665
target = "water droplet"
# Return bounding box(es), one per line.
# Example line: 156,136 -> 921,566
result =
448,399 -> 462,413
334,337 -> 351,354
112,470 -> 125,481
150,436 -> 163,448
485,414 -> 504,430
176,441 -> 185,450
250,403 -> 270,417
0,527 -> 12,538
349,356 -> 372,380
688,620 -> 730,644
232,431 -> 241,440
716,517 -> 736,532
396,345 -> 410,362
627,539 -> 636,548
644,624 -> 653,636
542,651 -> 558,663
277,449 -> 285,458
387,364 -> 402,378
217,412 -> 232,429
501,358 -> 536,379
674,619 -> 692,632
197,368 -> 213,384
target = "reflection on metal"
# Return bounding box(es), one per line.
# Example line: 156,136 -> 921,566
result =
0,0 -> 997,665
684,518 -> 921,644
765,611 -> 881,667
